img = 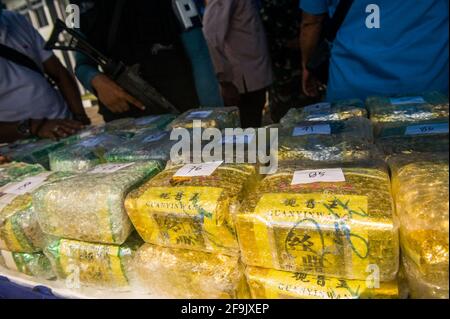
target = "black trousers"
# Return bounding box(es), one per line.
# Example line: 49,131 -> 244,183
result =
236,88 -> 267,128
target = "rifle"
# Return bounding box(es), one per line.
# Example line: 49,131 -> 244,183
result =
45,19 -> 180,115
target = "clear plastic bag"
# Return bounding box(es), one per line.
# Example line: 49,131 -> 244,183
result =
0,172 -> 72,253
34,161 -> 162,245
246,266 -> 399,299
236,161 -> 399,281
105,114 -> 176,134
0,249 -> 55,280
49,133 -> 126,172
280,100 -> 367,126
168,107 -> 241,130
106,130 -> 175,163
44,235 -> 142,290
133,244 -> 249,298
367,91 -> 449,136
389,153 -> 449,299
276,118 -> 379,162
125,163 -> 260,255
0,162 -> 46,188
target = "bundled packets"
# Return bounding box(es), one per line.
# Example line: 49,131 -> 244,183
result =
34,162 -> 162,245
168,107 -> 241,130
0,162 -> 45,188
44,235 -> 142,290
125,162 -> 259,255
133,244 -> 249,298
246,267 -> 399,299
49,133 -> 126,173
0,249 -> 55,280
280,100 -> 367,126
236,162 -> 399,281
105,114 -> 176,134
390,153 -> 449,299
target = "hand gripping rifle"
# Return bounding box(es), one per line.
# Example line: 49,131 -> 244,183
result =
45,19 -> 180,115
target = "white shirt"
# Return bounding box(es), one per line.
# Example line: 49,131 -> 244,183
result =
0,10 -> 71,122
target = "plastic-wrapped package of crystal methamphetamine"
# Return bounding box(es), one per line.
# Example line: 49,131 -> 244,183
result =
0,249 -> 55,280
367,91 -> 449,137
246,267 -> 399,299
0,162 -> 46,188
105,129 -> 175,164
125,162 -> 260,255
376,119 -> 449,156
34,161 -> 162,245
105,114 -> 176,134
0,138 -> 68,169
235,161 -> 399,281
168,107 -> 241,130
133,244 -> 249,298
389,153 -> 449,299
0,171 -> 73,253
276,117 -> 379,162
49,133 -> 127,172
44,234 -> 142,290
280,99 -> 367,126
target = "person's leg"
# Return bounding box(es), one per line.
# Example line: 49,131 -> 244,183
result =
238,88 -> 267,128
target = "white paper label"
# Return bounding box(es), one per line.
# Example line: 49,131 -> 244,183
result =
174,161 -> 223,177
79,136 -> 107,148
1,172 -> 52,196
1,250 -> 18,271
222,133 -> 255,144
390,96 -> 426,105
143,132 -> 167,143
186,110 -> 213,119
88,163 -> 135,174
405,123 -> 449,136
292,168 -> 346,185
304,103 -> 331,114
293,124 -> 332,136
0,193 -> 19,212
135,116 -> 160,126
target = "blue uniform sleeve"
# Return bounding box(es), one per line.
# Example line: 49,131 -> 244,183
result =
74,51 -> 100,93
300,0 -> 329,15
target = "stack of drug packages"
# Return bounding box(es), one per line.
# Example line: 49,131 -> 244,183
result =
125,107 -> 255,298
32,160 -> 162,291
0,162 -> 56,280
367,92 -> 449,299
244,100 -> 400,299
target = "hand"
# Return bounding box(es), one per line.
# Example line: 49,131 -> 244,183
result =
220,82 -> 240,106
31,119 -> 84,140
91,74 -> 145,113
302,68 -> 322,97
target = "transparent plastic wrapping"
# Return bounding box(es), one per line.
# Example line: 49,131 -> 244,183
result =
0,162 -> 45,187
0,249 -> 55,280
49,133 -> 126,172
276,118 -> 379,162
389,153 -> 449,299
0,139 -> 68,169
105,114 -> 176,134
106,130 -> 175,163
0,172 -> 72,253
236,161 -> 399,281
168,107 -> 241,130
246,267 -> 399,299
34,161 -> 162,245
133,244 -> 249,299
44,235 -> 142,290
280,99 -> 367,126
125,163 -> 259,255
376,119 -> 449,155
367,91 -> 449,136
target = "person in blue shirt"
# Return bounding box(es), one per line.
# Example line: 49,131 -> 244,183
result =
300,0 -> 449,102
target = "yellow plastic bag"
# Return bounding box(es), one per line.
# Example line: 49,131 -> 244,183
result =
133,244 -> 249,298
126,162 -> 259,255
246,266 -> 399,299
389,153 -> 449,299
236,161 -> 399,281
